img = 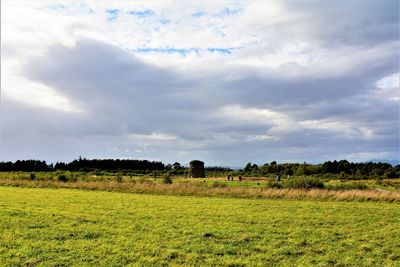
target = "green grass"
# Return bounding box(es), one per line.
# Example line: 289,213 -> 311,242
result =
1,186 -> 400,266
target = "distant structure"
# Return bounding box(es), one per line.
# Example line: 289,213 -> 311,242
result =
188,160 -> 205,178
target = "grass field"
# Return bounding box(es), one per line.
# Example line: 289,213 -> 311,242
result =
1,186 -> 399,266
2,172 -> 400,191
2,172 -> 400,203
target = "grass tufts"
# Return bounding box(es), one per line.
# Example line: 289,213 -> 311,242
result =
0,179 -> 399,202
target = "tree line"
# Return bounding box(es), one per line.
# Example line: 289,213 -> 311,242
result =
0,158 -> 398,178
0,158 -> 165,172
243,160 -> 399,178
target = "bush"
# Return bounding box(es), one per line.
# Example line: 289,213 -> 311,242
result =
266,181 -> 283,189
69,174 -> 78,182
57,174 -> 68,182
385,169 -> 397,179
29,173 -> 36,180
116,174 -> 123,183
162,175 -> 173,184
339,171 -> 348,179
284,176 -> 324,189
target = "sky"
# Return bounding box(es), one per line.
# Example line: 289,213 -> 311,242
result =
1,0 -> 399,167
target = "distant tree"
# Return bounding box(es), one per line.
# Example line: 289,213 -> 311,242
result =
165,164 -> 172,170
384,169 -> 397,178
244,162 -> 253,172
354,169 -> 363,179
371,168 -> 383,177
0,161 -> 13,171
173,162 -> 182,170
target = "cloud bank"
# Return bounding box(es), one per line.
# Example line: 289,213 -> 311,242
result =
1,0 -> 399,166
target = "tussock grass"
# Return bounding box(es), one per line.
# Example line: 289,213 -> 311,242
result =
1,179 -> 399,202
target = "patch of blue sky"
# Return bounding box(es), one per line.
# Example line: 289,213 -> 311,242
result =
106,9 -> 120,21
207,48 -> 233,54
43,3 -> 94,15
132,47 -> 241,56
44,4 -> 66,11
127,9 -> 154,17
78,3 -> 94,14
214,6 -> 244,18
133,47 -> 200,56
159,18 -> 171,25
192,12 -> 205,17
212,25 -> 228,37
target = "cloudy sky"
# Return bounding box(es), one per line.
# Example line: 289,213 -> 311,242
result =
1,1 -> 399,166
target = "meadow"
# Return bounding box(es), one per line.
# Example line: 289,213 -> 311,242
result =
1,186 -> 399,266
1,171 -> 400,202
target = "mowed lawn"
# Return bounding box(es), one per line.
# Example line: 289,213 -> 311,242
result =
0,187 -> 399,266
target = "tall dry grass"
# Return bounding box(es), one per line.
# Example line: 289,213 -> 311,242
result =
0,179 -> 399,202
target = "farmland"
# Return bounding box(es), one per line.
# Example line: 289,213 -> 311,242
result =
1,186 -> 399,266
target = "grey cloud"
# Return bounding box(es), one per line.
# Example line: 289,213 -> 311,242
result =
225,48 -> 397,107
2,0 -> 399,165
283,0 -> 399,47
23,40 -> 203,136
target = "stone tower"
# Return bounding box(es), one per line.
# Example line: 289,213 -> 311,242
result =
188,160 -> 205,178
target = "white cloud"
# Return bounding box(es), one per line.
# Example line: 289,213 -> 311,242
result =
298,120 -> 374,140
2,76 -> 83,113
219,105 -> 377,140
376,73 -> 399,89
1,0 -> 398,165
219,104 -> 289,125
127,132 -> 177,141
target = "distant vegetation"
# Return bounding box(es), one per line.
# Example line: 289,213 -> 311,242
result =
1,158 -> 399,201
1,178 -> 399,202
0,158 -> 165,172
1,158 -> 399,179
241,160 -> 399,179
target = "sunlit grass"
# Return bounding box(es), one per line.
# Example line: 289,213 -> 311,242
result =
1,172 -> 400,202
1,186 -> 399,266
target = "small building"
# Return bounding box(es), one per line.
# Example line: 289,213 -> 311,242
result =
188,160 -> 205,178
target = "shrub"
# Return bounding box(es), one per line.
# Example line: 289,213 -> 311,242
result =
162,175 -> 173,184
69,174 -> 78,182
266,181 -> 283,189
339,171 -> 348,179
29,173 -> 36,180
116,174 -> 123,183
385,169 -> 397,179
57,174 -> 68,182
284,176 -> 324,189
